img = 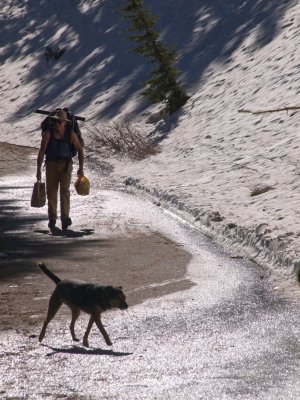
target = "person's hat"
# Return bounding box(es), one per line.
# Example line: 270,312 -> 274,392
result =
49,109 -> 70,122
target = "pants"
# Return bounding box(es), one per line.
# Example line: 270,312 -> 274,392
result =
45,160 -> 72,222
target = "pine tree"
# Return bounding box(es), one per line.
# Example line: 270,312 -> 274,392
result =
122,0 -> 189,114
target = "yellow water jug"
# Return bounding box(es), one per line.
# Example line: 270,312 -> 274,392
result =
75,176 -> 90,196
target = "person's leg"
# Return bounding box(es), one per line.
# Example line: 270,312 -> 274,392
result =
45,161 -> 60,227
60,161 -> 73,229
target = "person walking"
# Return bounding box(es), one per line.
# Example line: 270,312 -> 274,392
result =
36,109 -> 84,232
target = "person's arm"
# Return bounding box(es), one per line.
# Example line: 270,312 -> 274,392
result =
36,131 -> 50,180
71,132 -> 84,177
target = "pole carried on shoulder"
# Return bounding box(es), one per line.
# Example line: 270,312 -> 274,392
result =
35,109 -> 86,122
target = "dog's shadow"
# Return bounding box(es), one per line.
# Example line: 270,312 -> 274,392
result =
41,343 -> 133,357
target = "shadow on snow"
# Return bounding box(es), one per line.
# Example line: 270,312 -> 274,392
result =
0,0 -> 294,124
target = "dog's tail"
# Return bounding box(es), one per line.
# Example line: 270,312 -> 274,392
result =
38,262 -> 61,285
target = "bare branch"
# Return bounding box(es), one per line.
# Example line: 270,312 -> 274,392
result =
85,117 -> 160,160
238,106 -> 300,115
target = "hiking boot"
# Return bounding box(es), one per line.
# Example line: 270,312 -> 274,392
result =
61,217 -> 72,231
48,219 -> 59,234
48,219 -> 56,230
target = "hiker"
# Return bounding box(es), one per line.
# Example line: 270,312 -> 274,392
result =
36,109 -> 84,232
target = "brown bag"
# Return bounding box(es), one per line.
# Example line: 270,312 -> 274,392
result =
31,181 -> 46,208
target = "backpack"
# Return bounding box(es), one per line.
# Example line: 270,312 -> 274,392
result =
40,108 -> 85,158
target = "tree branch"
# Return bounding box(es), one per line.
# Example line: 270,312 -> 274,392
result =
238,106 -> 300,115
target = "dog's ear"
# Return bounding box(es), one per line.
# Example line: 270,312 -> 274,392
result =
104,286 -> 114,295
118,286 -> 123,290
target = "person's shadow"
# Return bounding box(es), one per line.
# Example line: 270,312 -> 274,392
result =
41,343 -> 133,357
34,228 -> 94,238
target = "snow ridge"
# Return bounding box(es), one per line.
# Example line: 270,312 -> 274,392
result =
124,177 -> 298,284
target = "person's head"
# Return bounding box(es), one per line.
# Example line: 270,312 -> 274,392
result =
50,110 -> 70,126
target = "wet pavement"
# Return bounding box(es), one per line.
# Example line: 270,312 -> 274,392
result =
1,146 -> 300,399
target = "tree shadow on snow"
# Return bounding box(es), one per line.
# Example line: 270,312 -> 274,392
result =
0,0 -> 295,135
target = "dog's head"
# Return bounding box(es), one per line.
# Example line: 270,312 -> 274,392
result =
104,286 -> 128,310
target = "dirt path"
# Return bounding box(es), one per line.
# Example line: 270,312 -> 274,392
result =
0,142 -> 193,333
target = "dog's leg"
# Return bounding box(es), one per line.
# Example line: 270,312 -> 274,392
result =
93,313 -> 112,346
82,315 -> 94,347
69,307 -> 80,342
39,291 -> 63,342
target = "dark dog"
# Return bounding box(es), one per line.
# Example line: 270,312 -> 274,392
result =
38,262 -> 128,347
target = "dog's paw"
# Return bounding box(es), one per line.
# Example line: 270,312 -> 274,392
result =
82,339 -> 89,347
106,339 -> 113,346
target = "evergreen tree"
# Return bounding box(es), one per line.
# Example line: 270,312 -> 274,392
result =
122,0 -> 189,114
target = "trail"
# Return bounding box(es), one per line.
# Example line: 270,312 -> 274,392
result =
1,145 -> 300,399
